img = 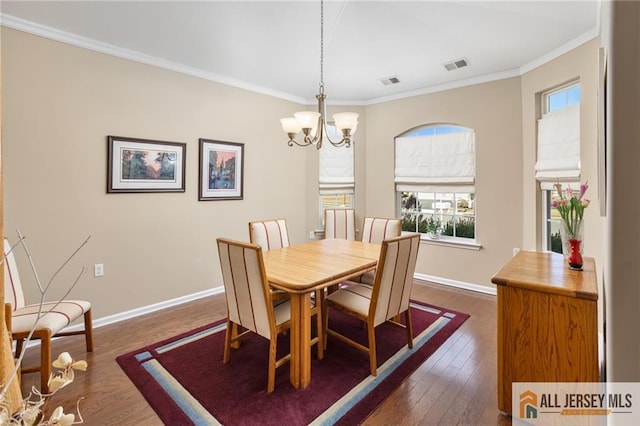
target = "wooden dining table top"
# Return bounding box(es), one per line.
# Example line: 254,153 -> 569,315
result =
262,239 -> 381,293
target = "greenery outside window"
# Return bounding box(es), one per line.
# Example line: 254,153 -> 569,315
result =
401,192 -> 475,239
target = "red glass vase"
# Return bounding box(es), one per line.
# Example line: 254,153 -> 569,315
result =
560,219 -> 584,271
567,239 -> 583,270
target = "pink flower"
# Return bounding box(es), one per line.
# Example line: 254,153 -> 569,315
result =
582,199 -> 591,208
551,200 -> 559,208
578,181 -> 589,200
566,186 -> 574,198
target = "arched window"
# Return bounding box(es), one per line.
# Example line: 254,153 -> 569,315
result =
395,124 -> 476,240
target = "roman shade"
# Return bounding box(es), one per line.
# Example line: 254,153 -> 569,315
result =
394,129 -> 475,193
535,104 -> 580,185
319,125 -> 354,194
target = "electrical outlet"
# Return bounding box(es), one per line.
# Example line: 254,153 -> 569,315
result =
309,231 -> 315,239
94,263 -> 104,277
513,248 -> 520,256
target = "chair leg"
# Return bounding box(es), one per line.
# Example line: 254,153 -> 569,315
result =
367,322 -> 377,376
83,309 -> 94,352
40,330 -> 52,394
223,320 -> 233,363
15,339 -> 24,358
315,290 -> 324,360
230,322 -> 241,349
267,336 -> 277,393
405,310 -> 414,349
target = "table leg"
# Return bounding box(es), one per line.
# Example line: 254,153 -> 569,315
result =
288,292 -> 312,389
289,293 -> 301,388
299,292 -> 312,388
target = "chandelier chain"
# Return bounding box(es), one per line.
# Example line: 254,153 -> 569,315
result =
319,0 -> 324,93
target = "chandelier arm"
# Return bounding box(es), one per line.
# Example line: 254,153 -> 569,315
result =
288,138 -> 314,147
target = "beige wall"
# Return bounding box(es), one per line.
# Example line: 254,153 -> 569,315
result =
3,25 -> 605,317
1,28 -> 308,318
520,38 -> 604,276
363,79 -> 524,288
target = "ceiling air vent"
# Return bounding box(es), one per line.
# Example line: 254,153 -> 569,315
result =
444,58 -> 469,71
380,76 -> 401,86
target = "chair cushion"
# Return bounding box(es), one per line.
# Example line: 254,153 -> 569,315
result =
357,270 -> 376,286
273,300 -> 291,327
325,283 -> 372,317
10,300 -> 91,335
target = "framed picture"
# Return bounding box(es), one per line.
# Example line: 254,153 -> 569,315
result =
198,139 -> 244,201
107,136 -> 186,193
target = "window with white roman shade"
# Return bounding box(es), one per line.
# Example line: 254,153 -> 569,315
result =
318,124 -> 355,229
395,125 -> 477,242
395,128 -> 475,193
319,125 -> 354,194
535,103 -> 580,185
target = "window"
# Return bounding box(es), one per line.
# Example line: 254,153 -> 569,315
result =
395,124 -> 476,241
319,124 -> 354,225
538,83 -> 581,253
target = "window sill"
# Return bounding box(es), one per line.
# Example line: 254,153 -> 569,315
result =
418,235 -> 482,250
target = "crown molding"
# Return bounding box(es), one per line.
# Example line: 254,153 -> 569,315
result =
0,13 -> 306,104
1,12 -> 599,107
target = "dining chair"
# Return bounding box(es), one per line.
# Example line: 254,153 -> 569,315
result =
248,218 -> 324,337
3,239 -> 94,393
323,233 -> 420,376
324,209 -> 356,240
217,238 -> 322,393
248,218 -> 290,250
356,217 -> 402,285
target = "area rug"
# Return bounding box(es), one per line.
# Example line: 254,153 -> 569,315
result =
116,301 -> 468,425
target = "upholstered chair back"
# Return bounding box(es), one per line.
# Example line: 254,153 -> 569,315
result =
248,218 -> 290,251
324,209 -> 356,240
370,234 -> 420,327
217,238 -> 274,340
361,217 -> 401,244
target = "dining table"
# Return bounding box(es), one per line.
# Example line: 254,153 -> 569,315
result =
262,238 -> 381,389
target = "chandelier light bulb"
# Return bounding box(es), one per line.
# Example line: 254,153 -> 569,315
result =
333,112 -> 359,134
280,117 -> 302,135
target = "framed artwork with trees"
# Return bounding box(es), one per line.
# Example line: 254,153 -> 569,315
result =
107,136 -> 186,193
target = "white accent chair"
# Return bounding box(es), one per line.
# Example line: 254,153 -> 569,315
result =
3,239 -> 94,393
356,217 -> 402,285
323,233 -> 420,376
217,238 -> 322,393
324,209 -> 356,240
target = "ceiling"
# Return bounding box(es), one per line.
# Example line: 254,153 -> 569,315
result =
0,1 -> 600,105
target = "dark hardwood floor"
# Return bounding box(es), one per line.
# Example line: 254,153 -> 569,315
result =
17,281 -> 512,425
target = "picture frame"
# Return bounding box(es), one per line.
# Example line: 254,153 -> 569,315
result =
107,136 -> 186,193
198,139 -> 244,201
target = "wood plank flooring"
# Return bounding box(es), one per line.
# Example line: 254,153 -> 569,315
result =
17,281 -> 512,425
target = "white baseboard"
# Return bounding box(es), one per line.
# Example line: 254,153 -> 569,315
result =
414,273 -> 497,296
63,286 -> 225,332
63,274 -> 494,334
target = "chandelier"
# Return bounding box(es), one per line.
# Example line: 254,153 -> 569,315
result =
280,0 -> 359,149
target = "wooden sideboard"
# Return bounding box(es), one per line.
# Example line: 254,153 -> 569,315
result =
491,250 -> 599,414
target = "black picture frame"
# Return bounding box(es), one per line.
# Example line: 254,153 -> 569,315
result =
107,136 -> 186,193
198,139 -> 244,201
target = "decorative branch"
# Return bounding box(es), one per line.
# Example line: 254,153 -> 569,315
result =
0,231 -> 91,424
